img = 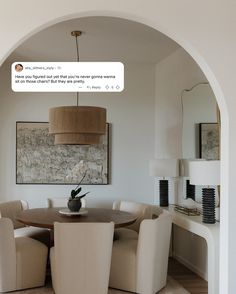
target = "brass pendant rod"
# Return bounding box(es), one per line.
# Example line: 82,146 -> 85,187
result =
74,31 -> 81,106
75,34 -> 80,62
75,35 -> 79,106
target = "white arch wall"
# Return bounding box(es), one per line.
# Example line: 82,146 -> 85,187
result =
0,1 -> 235,293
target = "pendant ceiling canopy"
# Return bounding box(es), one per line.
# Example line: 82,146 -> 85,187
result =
49,31 -> 107,145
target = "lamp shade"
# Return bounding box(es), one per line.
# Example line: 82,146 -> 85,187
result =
180,158 -> 205,177
149,159 -> 179,177
189,160 -> 220,185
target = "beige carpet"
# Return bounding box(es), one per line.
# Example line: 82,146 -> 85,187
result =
13,277 -> 189,293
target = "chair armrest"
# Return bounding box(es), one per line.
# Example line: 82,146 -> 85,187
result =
0,218 -> 17,292
136,212 -> 172,293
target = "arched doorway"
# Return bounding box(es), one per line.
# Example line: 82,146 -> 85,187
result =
0,5 -> 231,293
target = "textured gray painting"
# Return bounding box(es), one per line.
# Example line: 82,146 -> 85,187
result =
200,123 -> 219,160
16,122 -> 109,184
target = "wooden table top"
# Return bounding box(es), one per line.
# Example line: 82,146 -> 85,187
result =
16,208 -> 137,230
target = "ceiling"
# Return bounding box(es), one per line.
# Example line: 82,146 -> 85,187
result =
7,16 -> 179,64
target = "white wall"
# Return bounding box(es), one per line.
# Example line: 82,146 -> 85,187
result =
155,47 -> 209,279
0,2 -> 236,292
0,62 -> 155,208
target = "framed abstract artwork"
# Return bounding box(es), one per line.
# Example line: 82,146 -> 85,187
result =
199,123 -> 220,160
16,121 -> 109,184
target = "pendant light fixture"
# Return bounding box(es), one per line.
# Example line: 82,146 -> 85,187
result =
49,31 -> 107,145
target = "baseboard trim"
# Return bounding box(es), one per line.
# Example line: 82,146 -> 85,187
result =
172,253 -> 208,281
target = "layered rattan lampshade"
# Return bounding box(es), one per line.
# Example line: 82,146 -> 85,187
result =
49,30 -> 107,145
49,106 -> 106,145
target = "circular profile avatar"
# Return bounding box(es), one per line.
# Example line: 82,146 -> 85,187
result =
15,63 -> 23,72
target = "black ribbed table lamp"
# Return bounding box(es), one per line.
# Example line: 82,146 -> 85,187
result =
189,160 -> 220,224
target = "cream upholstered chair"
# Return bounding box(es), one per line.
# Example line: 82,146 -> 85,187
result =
0,200 -> 50,246
109,210 -> 172,294
47,197 -> 86,208
46,197 -> 86,247
112,200 -> 152,239
50,222 -> 114,294
0,217 -> 48,292
0,200 -> 28,229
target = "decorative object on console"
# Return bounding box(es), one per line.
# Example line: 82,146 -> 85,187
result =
189,160 -> 220,224
149,159 -> 179,207
49,31 -> 106,145
16,122 -> 109,184
174,205 -> 201,216
174,198 -> 201,216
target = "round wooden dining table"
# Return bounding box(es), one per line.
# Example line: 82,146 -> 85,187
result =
16,207 -> 137,230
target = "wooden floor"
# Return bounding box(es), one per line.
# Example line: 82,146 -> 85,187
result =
13,258 -> 207,294
168,258 -> 208,294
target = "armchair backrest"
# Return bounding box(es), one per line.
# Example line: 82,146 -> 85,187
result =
112,200 -> 152,232
53,222 -> 114,294
0,200 -> 28,229
136,210 -> 172,293
0,218 -> 17,292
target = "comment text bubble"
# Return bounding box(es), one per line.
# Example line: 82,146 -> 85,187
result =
12,62 -> 124,92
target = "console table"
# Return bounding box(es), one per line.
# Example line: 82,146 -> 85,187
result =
165,206 -> 219,294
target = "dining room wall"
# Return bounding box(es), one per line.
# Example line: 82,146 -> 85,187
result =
0,62 -> 155,208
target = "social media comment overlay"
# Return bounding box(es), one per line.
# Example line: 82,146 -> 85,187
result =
12,62 -> 124,92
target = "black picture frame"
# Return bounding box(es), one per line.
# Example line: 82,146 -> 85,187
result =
199,123 -> 219,160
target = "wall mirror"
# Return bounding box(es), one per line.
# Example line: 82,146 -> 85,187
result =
182,83 -> 220,202
182,83 -> 219,159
